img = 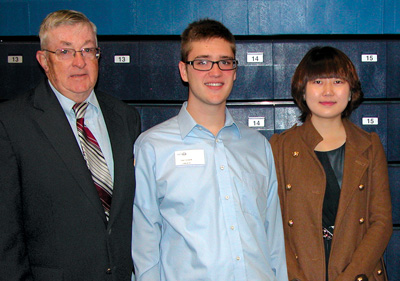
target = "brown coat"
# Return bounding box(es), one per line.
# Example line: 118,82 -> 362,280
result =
270,118 -> 392,281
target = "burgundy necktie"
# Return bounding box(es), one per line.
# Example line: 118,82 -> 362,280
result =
73,102 -> 113,220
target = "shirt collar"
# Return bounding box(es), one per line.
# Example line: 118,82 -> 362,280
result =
177,101 -> 241,139
49,80 -> 99,116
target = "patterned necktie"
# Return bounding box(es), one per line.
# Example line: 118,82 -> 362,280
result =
73,102 -> 113,220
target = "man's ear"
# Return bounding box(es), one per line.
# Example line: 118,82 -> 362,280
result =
36,50 -> 49,72
178,61 -> 188,82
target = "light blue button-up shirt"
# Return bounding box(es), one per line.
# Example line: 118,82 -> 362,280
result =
132,102 -> 288,281
50,81 -> 114,181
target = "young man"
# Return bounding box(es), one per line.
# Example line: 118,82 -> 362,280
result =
0,10 -> 140,280
132,19 -> 288,281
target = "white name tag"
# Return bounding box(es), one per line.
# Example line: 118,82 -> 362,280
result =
175,149 -> 205,166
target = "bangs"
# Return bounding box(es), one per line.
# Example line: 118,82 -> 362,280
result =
302,47 -> 355,83
304,57 -> 350,82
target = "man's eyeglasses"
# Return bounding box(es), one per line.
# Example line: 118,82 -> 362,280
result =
43,47 -> 101,60
186,59 -> 238,71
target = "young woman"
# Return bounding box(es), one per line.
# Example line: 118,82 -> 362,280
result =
270,46 -> 392,281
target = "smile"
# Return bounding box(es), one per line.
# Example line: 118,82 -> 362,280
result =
205,82 -> 223,86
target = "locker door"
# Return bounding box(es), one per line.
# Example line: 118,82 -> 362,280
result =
349,104 -> 388,154
0,41 -> 44,100
139,41 -> 187,101
231,41 -> 273,100
138,105 -> 181,132
228,105 -> 274,139
97,41 -> 141,100
274,104 -> 301,135
387,104 -> 400,161
385,230 -> 400,281
388,166 -> 400,225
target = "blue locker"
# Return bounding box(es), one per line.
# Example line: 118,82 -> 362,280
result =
273,41 -> 386,99
273,104 -> 302,135
388,104 -> 400,162
385,230 -> 400,281
227,105 -> 274,139
349,104 -> 388,154
231,41 -> 273,100
0,41 -> 44,100
386,41 -> 400,98
138,105 -> 181,132
97,41 -> 141,100
388,166 -> 400,225
139,41 -> 187,101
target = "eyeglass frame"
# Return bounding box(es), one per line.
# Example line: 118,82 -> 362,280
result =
42,47 -> 101,60
186,59 -> 238,71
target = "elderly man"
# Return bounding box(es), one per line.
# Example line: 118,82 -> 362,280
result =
0,10 -> 140,281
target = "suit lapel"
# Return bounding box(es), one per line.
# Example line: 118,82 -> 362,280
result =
33,81 -> 106,222
97,94 -> 129,227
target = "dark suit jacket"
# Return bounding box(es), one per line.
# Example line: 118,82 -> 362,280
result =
0,80 -> 141,281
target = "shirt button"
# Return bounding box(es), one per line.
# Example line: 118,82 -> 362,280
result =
286,184 -> 292,190
359,218 -> 365,224
377,269 -> 383,275
225,195 -> 230,200
292,151 -> 300,157
106,268 -> 112,274
236,256 -> 241,261
288,220 -> 294,227
220,165 -> 224,170
230,226 -> 235,230
358,184 -> 365,190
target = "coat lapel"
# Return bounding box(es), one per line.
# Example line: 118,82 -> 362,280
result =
33,81 -> 106,222
334,119 -> 370,229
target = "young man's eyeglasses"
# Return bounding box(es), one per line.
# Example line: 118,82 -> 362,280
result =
43,48 -> 101,60
186,59 -> 238,71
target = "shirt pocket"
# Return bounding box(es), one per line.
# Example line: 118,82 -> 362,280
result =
234,171 -> 268,219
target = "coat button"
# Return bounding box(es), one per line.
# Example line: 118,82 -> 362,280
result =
359,218 -> 365,224
286,184 -> 292,190
377,269 -> 383,275
355,274 -> 368,281
106,268 -> 112,274
358,184 -> 365,190
288,220 -> 294,227
292,151 -> 299,157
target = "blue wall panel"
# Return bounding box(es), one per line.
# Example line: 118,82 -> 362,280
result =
1,0 -> 400,36
384,0 -> 400,33
0,2 -> 30,36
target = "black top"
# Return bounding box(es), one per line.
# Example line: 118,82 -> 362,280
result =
315,143 -> 345,228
